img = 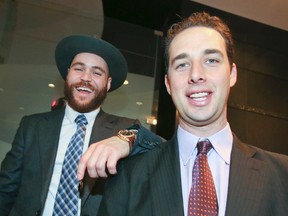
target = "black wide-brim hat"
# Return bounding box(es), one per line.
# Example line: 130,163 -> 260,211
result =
55,35 -> 128,91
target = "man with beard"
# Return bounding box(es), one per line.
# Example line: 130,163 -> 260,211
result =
0,35 -> 161,216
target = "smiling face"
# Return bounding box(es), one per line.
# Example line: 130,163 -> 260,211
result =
64,52 -> 112,113
165,27 -> 237,136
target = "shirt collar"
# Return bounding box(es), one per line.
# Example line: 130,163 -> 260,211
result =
209,124 -> 233,165
65,104 -> 100,127
177,126 -> 198,165
178,123 -> 233,165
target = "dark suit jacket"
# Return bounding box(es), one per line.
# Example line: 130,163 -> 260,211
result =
0,107 -> 139,216
98,134 -> 288,216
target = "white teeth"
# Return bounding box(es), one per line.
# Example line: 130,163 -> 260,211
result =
190,92 -> 208,98
77,87 -> 92,93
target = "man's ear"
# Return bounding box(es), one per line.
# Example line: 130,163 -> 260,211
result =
230,63 -> 237,87
164,74 -> 171,95
107,77 -> 112,91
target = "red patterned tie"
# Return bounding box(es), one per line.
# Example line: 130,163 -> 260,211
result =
188,139 -> 218,216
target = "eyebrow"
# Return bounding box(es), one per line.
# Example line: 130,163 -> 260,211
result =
204,49 -> 224,57
70,62 -> 85,67
70,62 -> 106,74
170,48 -> 225,66
170,53 -> 189,66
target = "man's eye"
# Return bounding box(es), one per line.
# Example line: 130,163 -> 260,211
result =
206,59 -> 219,64
92,71 -> 102,76
176,63 -> 189,70
72,67 -> 83,71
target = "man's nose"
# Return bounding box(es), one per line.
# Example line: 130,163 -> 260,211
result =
80,70 -> 92,82
188,63 -> 206,83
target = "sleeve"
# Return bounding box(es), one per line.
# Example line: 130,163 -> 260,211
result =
128,124 -> 165,156
0,117 -> 26,215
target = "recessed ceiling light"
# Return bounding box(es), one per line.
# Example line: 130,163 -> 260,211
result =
136,101 -> 143,106
48,83 -> 55,88
123,80 -> 129,85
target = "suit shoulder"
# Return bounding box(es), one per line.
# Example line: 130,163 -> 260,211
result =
242,144 -> 288,182
17,108 -> 64,128
121,139 -> 173,169
234,134 -> 288,167
26,107 -> 62,118
99,110 -> 139,125
24,110 -> 58,119
101,111 -> 134,121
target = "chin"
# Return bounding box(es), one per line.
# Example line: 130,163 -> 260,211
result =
73,103 -> 98,113
65,83 -> 107,113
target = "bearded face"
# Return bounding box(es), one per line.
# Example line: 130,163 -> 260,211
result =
63,53 -> 111,113
64,80 -> 108,113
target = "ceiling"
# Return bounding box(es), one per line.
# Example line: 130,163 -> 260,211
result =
192,0 -> 288,32
102,0 -> 288,32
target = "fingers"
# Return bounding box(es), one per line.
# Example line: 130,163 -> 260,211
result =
106,155 -> 118,175
77,144 -> 94,180
77,136 -> 130,179
86,145 -> 109,178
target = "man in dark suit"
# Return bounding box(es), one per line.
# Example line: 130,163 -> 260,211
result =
98,12 -> 288,216
0,35 -> 160,216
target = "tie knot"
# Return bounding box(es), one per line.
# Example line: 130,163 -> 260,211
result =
75,114 -> 88,126
197,139 -> 212,155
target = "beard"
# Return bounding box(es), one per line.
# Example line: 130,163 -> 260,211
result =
64,81 -> 108,113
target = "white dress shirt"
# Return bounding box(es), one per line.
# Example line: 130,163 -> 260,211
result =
178,123 -> 233,216
42,105 -> 99,216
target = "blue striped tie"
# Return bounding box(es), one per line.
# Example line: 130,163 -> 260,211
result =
53,114 -> 88,216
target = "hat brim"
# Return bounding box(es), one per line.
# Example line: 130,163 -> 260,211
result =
55,35 -> 127,91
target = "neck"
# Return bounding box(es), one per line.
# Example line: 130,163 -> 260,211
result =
179,118 -> 228,137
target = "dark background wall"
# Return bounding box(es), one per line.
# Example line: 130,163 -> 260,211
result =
157,1 -> 288,155
103,0 -> 288,155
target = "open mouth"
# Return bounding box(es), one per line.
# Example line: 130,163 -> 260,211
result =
189,92 -> 210,101
76,86 -> 93,93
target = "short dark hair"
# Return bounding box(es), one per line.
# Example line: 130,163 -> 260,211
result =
164,12 -> 234,72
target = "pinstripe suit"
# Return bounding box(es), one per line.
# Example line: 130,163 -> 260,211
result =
99,134 -> 288,216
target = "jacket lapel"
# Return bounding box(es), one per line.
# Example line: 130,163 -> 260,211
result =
150,136 -> 184,216
38,108 -> 65,206
225,135 -> 269,216
89,109 -> 116,143
81,110 -> 118,206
